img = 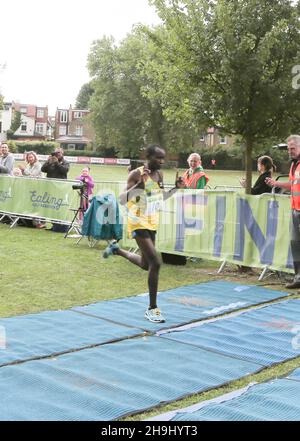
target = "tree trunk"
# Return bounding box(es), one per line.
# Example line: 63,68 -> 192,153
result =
244,138 -> 253,194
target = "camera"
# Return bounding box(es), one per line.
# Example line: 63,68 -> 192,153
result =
51,152 -> 58,157
72,181 -> 87,191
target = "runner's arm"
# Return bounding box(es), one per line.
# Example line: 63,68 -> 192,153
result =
119,169 -> 144,205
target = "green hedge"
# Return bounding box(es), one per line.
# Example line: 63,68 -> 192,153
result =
177,145 -> 289,173
16,142 -> 58,154
63,150 -> 105,157
178,146 -> 245,170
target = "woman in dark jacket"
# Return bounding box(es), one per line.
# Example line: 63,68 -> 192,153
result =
240,155 -> 276,195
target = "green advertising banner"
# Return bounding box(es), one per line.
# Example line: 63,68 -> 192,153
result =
121,189 -> 293,273
154,190 -> 293,273
0,177 -> 294,273
0,176 -> 80,223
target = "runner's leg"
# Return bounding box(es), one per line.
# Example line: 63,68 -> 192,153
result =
134,235 -> 161,309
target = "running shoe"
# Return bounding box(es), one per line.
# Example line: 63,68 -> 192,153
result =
102,241 -> 120,258
144,308 -> 165,323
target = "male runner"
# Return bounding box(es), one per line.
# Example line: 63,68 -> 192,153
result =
103,144 -> 183,323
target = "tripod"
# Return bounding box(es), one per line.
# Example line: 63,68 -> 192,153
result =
64,188 -> 89,238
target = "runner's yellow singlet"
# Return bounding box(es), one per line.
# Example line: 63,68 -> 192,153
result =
127,166 -> 163,238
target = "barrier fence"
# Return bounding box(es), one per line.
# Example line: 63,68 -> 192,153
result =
0,176 -> 293,274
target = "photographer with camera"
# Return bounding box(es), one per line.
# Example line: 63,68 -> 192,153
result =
41,147 -> 70,179
41,147 -> 70,232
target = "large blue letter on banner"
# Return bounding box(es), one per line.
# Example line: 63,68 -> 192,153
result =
234,198 -> 278,264
175,192 -> 207,252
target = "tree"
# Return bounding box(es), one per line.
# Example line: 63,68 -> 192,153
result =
7,110 -> 22,139
87,31 -> 200,157
75,82 -> 95,109
145,0 -> 300,192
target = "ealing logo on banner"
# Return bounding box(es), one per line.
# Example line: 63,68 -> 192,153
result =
0,326 -> 6,350
0,188 -> 12,202
30,191 -> 69,211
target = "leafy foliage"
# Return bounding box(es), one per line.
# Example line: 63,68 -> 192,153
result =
87,32 -> 199,157
7,110 -> 22,139
146,0 -> 300,190
75,82 -> 95,109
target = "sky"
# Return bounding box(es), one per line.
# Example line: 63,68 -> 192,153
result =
0,0 -> 160,115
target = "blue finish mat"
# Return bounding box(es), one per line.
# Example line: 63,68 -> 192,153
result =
0,336 -> 261,421
160,299 -> 300,366
0,310 -> 142,366
73,281 -> 287,331
168,377 -> 300,421
288,367 -> 300,382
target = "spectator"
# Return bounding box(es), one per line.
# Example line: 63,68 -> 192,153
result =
238,156 -> 276,274
240,155 -> 276,195
266,135 -> 300,289
211,158 -> 216,169
75,167 -> 95,216
182,153 -> 209,189
76,167 -> 94,197
41,147 -> 70,232
0,143 -> 15,175
41,147 -> 69,179
12,167 -> 23,177
21,151 -> 43,177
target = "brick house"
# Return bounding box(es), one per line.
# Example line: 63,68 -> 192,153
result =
55,105 -> 94,150
1,102 -> 51,141
198,127 -> 234,149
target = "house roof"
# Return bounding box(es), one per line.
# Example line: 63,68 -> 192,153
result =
56,136 -> 91,144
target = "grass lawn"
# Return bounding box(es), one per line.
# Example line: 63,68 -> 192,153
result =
0,165 -> 297,421
67,163 -> 261,189
0,223 -> 222,318
1,165 -> 265,318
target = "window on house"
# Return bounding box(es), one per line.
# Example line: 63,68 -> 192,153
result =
21,122 -> 27,131
37,109 -> 44,118
74,111 -> 82,119
20,107 -> 27,114
35,123 -> 44,134
59,125 -> 67,135
220,136 -> 227,144
0,122 -> 2,132
75,125 -> 83,136
60,111 -> 68,123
